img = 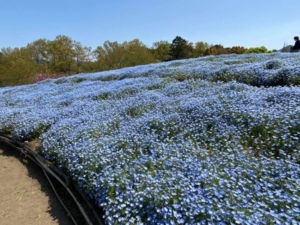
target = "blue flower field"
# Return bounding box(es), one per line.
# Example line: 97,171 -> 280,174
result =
0,52 -> 300,224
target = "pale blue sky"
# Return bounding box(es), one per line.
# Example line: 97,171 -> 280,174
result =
1,0 -> 299,50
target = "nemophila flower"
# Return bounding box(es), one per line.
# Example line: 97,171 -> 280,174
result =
1,53 -> 300,224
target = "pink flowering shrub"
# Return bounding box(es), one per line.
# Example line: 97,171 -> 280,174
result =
32,73 -> 68,83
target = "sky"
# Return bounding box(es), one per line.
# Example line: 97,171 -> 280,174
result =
1,0 -> 299,51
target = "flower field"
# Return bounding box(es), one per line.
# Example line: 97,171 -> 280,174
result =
0,52 -> 300,224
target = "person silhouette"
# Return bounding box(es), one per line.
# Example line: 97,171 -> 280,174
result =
291,36 -> 300,52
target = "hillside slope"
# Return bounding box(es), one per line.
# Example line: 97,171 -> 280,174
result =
1,53 -> 300,224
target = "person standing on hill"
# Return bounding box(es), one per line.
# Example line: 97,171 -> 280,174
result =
291,36 -> 300,52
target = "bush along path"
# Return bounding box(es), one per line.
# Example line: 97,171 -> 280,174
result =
0,133 -> 104,225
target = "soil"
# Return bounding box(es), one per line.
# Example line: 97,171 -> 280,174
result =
0,143 -> 74,225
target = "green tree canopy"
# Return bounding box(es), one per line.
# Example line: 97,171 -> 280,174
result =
95,40 -> 126,70
27,38 -> 48,64
244,46 -> 269,54
169,36 -> 189,60
0,47 -> 36,86
229,46 -> 247,54
95,39 -> 155,70
203,45 -> 247,56
0,34 -> 261,86
122,39 -> 156,67
151,41 -> 171,62
27,38 -> 49,73
193,42 -> 210,57
46,35 -> 76,74
0,51 -> 3,65
203,44 -> 230,56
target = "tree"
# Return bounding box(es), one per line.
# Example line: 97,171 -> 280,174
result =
122,39 -> 156,67
95,39 -> 155,70
229,46 -> 247,54
169,36 -> 189,60
47,35 -> 77,74
203,46 -> 217,56
215,44 -> 228,55
0,47 -> 36,86
244,46 -> 269,54
193,42 -> 210,57
94,40 -> 126,70
187,42 -> 194,58
72,41 -> 91,73
0,51 -> 3,64
27,39 -> 48,64
27,38 -> 49,73
79,46 -> 97,72
151,41 -> 171,62
281,43 -> 292,52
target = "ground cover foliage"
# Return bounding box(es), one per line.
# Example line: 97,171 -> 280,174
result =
0,52 -> 300,224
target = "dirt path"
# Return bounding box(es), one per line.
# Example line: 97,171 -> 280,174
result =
0,143 -> 73,225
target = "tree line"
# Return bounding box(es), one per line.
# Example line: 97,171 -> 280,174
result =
0,35 -> 271,86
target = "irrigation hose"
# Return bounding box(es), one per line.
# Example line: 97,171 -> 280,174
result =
34,154 -> 93,225
72,183 -> 104,225
17,150 -> 79,225
43,169 -> 78,225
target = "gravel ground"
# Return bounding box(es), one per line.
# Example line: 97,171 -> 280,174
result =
0,143 -> 73,225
